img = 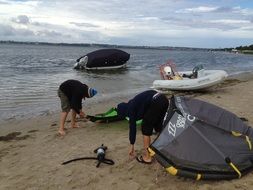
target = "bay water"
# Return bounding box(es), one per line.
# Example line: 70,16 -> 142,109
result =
1,43 -> 253,121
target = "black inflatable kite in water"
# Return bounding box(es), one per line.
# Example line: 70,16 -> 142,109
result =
74,48 -> 130,70
149,96 -> 253,180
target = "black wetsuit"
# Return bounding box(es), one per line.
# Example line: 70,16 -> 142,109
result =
59,80 -> 89,114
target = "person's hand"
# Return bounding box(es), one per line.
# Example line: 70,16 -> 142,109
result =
128,144 -> 135,160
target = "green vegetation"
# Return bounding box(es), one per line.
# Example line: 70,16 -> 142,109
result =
235,44 -> 253,54
236,44 -> 253,51
242,50 -> 253,54
214,44 -> 253,54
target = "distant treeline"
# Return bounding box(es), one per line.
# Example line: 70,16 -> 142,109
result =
1,40 -> 252,53
221,44 -> 253,51
212,44 -> 253,54
236,44 -> 253,51
0,40 -> 209,51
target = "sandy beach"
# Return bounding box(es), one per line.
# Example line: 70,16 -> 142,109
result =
1,74 -> 253,190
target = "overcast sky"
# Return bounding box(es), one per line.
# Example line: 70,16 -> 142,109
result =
0,0 -> 253,48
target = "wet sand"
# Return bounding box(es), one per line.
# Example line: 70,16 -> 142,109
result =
1,74 -> 253,190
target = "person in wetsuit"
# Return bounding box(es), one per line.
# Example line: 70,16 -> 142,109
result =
117,90 -> 169,164
57,79 -> 97,136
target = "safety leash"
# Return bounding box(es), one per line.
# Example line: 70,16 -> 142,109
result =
62,144 -> 115,168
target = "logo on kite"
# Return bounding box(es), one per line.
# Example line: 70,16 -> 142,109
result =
168,114 -> 196,137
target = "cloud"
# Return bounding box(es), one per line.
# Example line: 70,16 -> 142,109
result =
36,30 -> 68,38
69,22 -> 99,28
176,5 -> 251,15
0,24 -> 35,37
0,0 -> 253,48
0,23 -> 72,42
0,24 -> 16,36
214,6 -> 238,13
11,15 -> 30,25
178,6 -> 219,13
160,16 -> 251,31
0,1 -> 9,5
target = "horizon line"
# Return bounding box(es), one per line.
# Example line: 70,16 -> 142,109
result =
0,40 -> 231,50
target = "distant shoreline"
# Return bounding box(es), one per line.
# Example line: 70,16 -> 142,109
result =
2,40 -> 253,54
0,40 -> 212,51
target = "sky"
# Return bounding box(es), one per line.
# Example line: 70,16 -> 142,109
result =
0,0 -> 253,48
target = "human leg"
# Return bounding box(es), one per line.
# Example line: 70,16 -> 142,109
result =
58,111 -> 68,135
142,135 -> 152,162
141,111 -> 154,163
139,95 -> 169,162
71,109 -> 79,128
154,95 -> 169,133
58,88 -> 71,135
135,135 -> 152,164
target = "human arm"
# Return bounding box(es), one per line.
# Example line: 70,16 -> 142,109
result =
129,144 -> 135,159
129,116 -> 137,145
128,114 -> 137,158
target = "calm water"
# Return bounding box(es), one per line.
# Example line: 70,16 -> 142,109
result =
1,43 -> 253,121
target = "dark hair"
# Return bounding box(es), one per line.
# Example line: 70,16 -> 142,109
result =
117,102 -> 128,117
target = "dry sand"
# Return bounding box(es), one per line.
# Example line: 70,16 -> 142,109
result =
1,74 -> 253,190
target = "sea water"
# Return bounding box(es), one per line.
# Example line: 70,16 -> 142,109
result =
1,43 -> 253,121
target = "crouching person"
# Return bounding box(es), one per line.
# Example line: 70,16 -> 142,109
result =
57,79 -> 97,136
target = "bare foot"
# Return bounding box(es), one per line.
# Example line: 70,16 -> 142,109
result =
142,155 -> 152,163
58,129 -> 66,136
71,124 -> 80,128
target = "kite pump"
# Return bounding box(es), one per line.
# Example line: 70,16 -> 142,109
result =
62,144 -> 115,168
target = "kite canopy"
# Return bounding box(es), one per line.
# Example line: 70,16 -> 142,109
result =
149,96 -> 253,180
74,48 -> 130,70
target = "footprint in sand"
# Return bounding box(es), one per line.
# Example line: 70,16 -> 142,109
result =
27,130 -> 39,133
0,132 -> 30,141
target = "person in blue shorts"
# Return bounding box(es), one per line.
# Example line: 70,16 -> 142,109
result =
57,79 -> 97,136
